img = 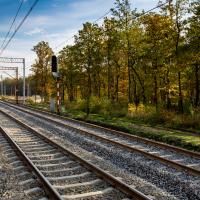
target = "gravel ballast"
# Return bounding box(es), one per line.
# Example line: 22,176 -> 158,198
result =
0,104 -> 200,200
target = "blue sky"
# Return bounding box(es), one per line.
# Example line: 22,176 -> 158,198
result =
0,0 -> 158,76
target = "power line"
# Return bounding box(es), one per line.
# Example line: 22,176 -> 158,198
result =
54,37 -> 74,53
53,0 -> 170,55
139,0 -> 170,16
0,0 -> 40,56
53,6 -> 114,53
0,0 -> 24,51
93,9 -> 112,24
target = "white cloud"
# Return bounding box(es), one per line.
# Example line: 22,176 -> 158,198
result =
25,28 -> 45,36
0,29 -> 77,76
0,0 -> 157,77
22,0 -> 116,29
0,36 -> 39,73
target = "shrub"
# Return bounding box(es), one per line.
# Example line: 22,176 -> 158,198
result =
110,102 -> 127,117
1,96 -> 6,101
26,98 -> 35,106
65,99 -> 86,112
89,97 -> 112,115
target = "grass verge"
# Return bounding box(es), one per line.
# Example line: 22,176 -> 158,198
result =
24,101 -> 200,153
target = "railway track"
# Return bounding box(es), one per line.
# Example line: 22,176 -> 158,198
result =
0,130 -> 49,200
0,107 -> 151,200
1,101 -> 200,177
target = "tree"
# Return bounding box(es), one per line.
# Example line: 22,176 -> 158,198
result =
111,0 -> 135,103
29,0 -> 199,118
103,17 -> 123,101
142,13 -> 175,111
74,22 -> 103,115
186,0 -> 200,107
159,0 -> 189,112
31,41 -> 53,102
59,45 -> 80,101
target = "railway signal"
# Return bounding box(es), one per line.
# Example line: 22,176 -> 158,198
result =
51,55 -> 60,115
51,55 -> 57,73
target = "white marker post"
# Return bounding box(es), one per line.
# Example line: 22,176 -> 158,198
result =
56,79 -> 61,114
23,58 -> 26,104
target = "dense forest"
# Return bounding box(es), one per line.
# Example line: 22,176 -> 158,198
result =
3,0 -> 200,124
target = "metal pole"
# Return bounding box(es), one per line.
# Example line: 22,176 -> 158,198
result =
23,58 -> 25,104
16,68 -> 19,104
56,77 -> 61,115
0,75 -> 3,96
4,85 -> 6,96
27,83 -> 29,97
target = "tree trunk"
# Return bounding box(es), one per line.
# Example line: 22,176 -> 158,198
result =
86,70 -> 91,117
132,75 -> 139,110
175,6 -> 183,113
126,26 -> 132,103
115,74 -> 119,102
62,82 -> 65,102
69,73 -> 74,102
195,64 -> 199,107
178,71 -> 183,113
166,69 -> 171,109
154,73 -> 158,112
107,46 -> 111,99
98,72 -> 101,98
114,60 -> 121,102
130,65 -> 146,104
86,51 -> 92,117
128,61 -> 132,103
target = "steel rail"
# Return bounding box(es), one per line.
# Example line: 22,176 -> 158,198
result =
3,99 -> 200,160
0,125 -> 63,200
1,101 -> 200,178
0,109 -> 152,200
1,101 -> 200,177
